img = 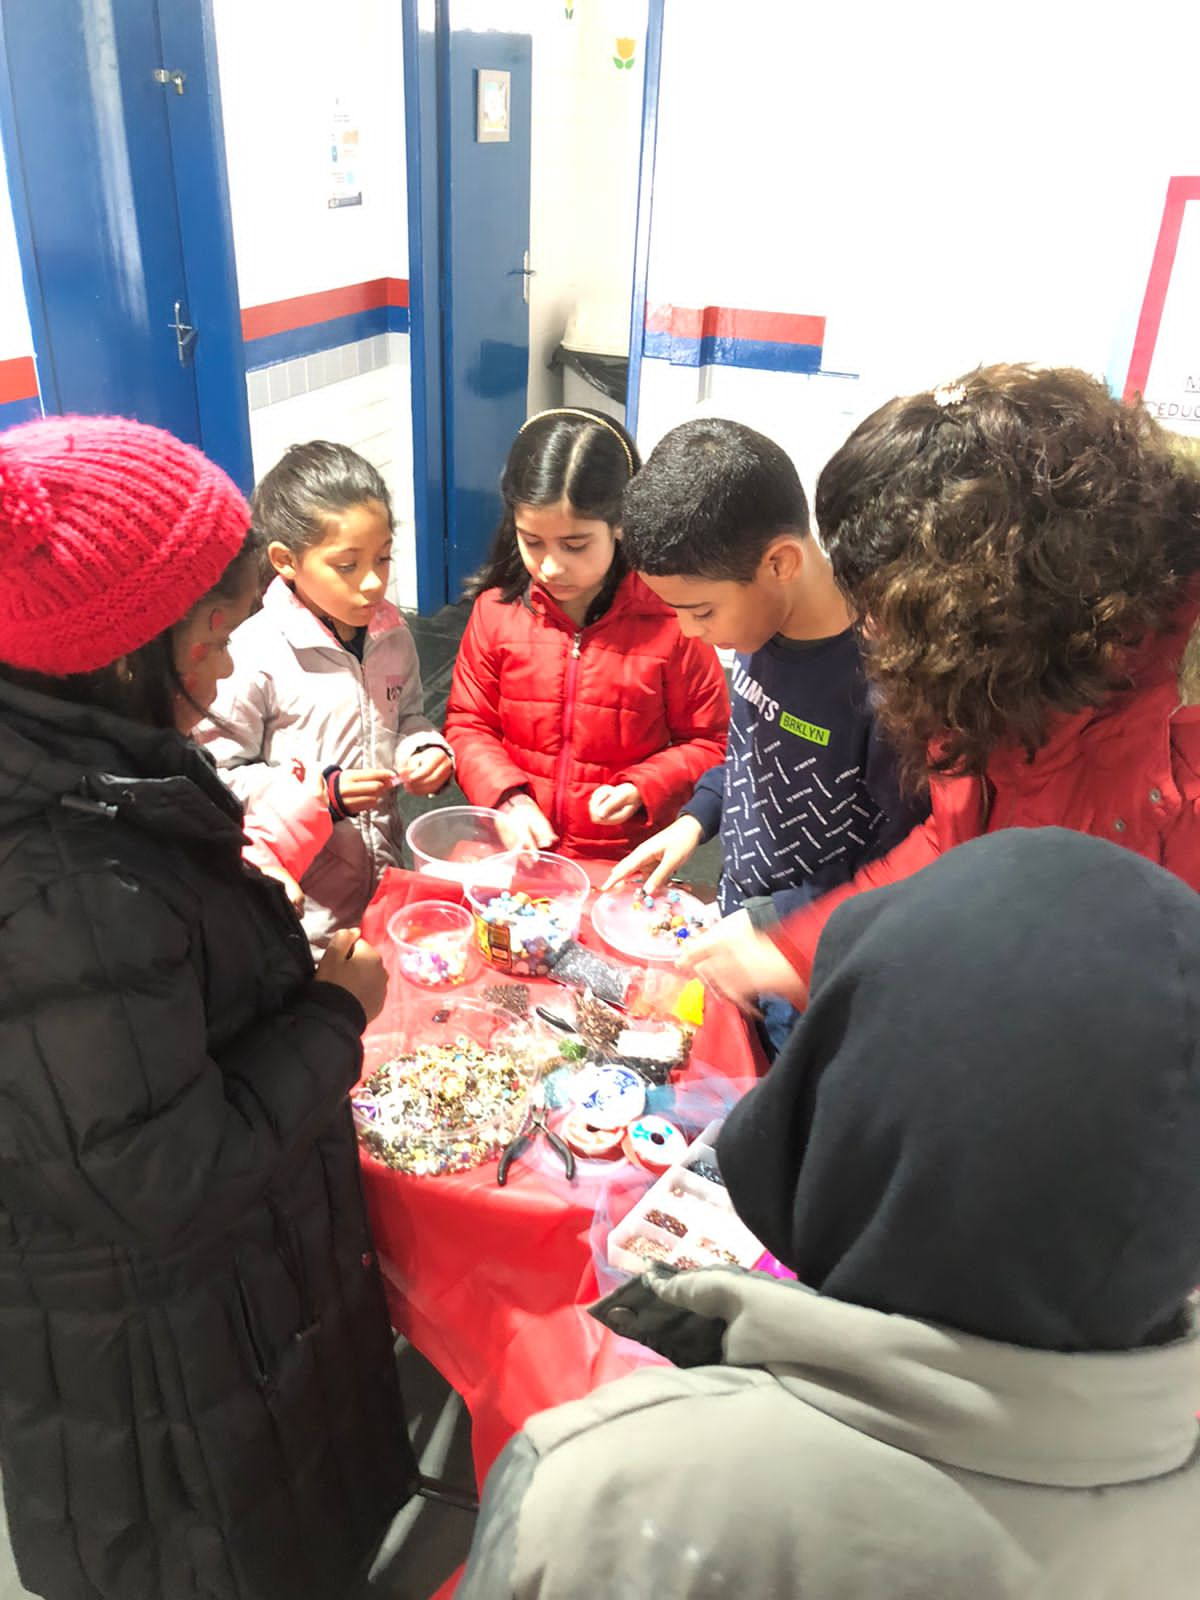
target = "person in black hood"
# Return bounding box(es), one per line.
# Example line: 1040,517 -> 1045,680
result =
0,417 -> 416,1600
457,827 -> 1200,1600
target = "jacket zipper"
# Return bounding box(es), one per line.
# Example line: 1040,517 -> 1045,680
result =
552,632 -> 582,832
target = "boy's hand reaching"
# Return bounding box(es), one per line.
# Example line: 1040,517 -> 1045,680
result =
677,908 -> 809,1012
402,746 -> 453,796
588,783 -> 643,826
602,815 -> 704,894
497,792 -> 558,854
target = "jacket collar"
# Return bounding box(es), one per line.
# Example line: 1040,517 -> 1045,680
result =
263,575 -> 403,653
0,678 -> 244,848
523,570 -> 671,633
603,1266 -> 1200,1490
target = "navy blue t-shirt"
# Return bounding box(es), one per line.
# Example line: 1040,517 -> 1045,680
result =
682,630 -> 927,919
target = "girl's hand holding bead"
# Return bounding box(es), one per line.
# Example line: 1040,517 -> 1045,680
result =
588,783 -> 642,825
402,746 -> 453,796
315,927 -> 388,1024
337,769 -> 395,815
677,909 -> 808,1012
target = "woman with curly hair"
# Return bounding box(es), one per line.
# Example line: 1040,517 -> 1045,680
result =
683,363 -> 1200,1007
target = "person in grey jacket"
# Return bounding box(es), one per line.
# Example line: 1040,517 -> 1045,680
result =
458,827 -> 1200,1600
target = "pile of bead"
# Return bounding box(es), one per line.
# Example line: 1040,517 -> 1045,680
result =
353,1037 -> 527,1177
629,884 -> 709,945
396,929 -> 471,988
475,890 -> 574,976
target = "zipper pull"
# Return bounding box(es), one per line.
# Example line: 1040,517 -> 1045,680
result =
571,633 -> 582,658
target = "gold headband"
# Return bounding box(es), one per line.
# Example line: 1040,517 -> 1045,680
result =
518,407 -> 635,477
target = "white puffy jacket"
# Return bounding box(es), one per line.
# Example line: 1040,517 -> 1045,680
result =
199,577 -> 451,946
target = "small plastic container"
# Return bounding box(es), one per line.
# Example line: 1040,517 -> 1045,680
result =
466,852 -> 590,976
591,881 -> 715,964
387,900 -> 475,989
406,806 -> 515,884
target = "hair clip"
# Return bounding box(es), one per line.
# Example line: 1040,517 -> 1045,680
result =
932,383 -> 967,409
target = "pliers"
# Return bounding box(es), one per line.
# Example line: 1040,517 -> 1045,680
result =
497,1083 -> 576,1185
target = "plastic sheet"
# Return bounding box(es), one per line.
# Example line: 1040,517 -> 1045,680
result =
356,867 -> 767,1485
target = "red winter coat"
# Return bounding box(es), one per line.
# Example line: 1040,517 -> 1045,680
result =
770,600 -> 1200,983
444,575 -> 729,857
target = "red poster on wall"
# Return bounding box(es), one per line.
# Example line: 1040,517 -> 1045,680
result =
1123,176 -> 1200,435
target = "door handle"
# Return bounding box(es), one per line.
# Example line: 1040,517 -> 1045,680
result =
169,300 -> 198,366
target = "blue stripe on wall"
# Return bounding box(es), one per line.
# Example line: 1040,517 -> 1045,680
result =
0,395 -> 41,429
245,303 -> 411,370
643,329 -> 823,375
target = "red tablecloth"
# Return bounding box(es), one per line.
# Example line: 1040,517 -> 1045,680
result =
358,866 -> 765,1485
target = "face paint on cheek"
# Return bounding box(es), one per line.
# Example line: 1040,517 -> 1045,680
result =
181,672 -> 200,696
188,642 -> 210,664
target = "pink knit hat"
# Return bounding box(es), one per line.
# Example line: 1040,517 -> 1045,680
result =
0,415 -> 251,676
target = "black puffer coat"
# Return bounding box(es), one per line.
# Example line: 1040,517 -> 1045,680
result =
0,681 -> 417,1600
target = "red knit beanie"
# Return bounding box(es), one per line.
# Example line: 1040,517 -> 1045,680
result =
0,414 -> 251,676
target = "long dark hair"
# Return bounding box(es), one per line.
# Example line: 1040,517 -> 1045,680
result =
466,407 -> 641,606
0,534 -> 258,730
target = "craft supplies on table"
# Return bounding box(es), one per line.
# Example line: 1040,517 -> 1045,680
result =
468,852 -> 590,976
387,900 -> 476,988
591,881 -> 716,964
607,1121 -> 767,1273
352,1000 -> 536,1177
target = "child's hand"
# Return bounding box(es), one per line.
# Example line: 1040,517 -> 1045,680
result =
677,909 -> 809,1012
588,783 -> 643,826
402,746 -> 453,796
259,859 -> 306,911
602,815 -> 704,894
338,769 -> 396,815
497,792 -> 558,854
314,928 -> 388,1025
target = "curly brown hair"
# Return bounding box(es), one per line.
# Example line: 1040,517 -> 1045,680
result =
815,363 -> 1200,786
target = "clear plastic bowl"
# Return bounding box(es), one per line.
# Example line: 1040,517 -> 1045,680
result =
387,900 -> 476,989
466,851 -> 590,976
353,999 -> 535,1177
405,806 -> 515,884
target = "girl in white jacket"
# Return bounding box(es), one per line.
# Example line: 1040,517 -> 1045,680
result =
201,441 -> 452,947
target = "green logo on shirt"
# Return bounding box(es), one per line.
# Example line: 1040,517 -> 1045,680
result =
780,711 -> 831,746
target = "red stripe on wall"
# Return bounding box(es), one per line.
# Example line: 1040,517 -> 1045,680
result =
646,303 -> 825,348
241,277 -> 410,342
0,354 -> 37,404
1123,177 -> 1200,405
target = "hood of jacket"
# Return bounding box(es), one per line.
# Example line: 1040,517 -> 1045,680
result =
603,1264 -> 1200,1490
719,826 -> 1200,1353
0,677 -> 244,849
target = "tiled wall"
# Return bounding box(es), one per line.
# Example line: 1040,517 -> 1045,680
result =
246,333 -> 418,610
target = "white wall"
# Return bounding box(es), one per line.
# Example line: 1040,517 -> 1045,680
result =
213,0 -> 407,304
0,143 -> 32,366
637,0 -> 1200,500
213,0 -> 417,605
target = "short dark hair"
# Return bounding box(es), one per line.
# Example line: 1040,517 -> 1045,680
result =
0,533 -> 258,730
466,407 -> 640,603
621,418 -> 810,582
253,440 -> 394,570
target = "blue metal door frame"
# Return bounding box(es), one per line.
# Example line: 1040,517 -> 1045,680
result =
402,0 -> 449,613
0,0 -> 251,490
624,0 -> 665,440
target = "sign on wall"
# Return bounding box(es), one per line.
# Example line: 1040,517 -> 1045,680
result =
328,98 -> 363,209
1124,177 -> 1200,435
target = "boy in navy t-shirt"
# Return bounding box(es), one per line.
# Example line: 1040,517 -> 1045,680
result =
607,418 -> 926,1053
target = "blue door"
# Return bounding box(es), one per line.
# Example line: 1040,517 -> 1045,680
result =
442,30 -> 532,599
0,0 -> 251,484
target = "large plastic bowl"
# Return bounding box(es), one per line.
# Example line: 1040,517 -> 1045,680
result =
387,900 -> 476,989
466,851 -> 590,976
406,805 -> 515,885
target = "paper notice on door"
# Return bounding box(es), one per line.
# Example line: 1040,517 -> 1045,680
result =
329,98 -> 363,209
1125,178 -> 1200,436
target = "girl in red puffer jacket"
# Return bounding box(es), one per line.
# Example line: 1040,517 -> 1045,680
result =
444,408 -> 729,859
